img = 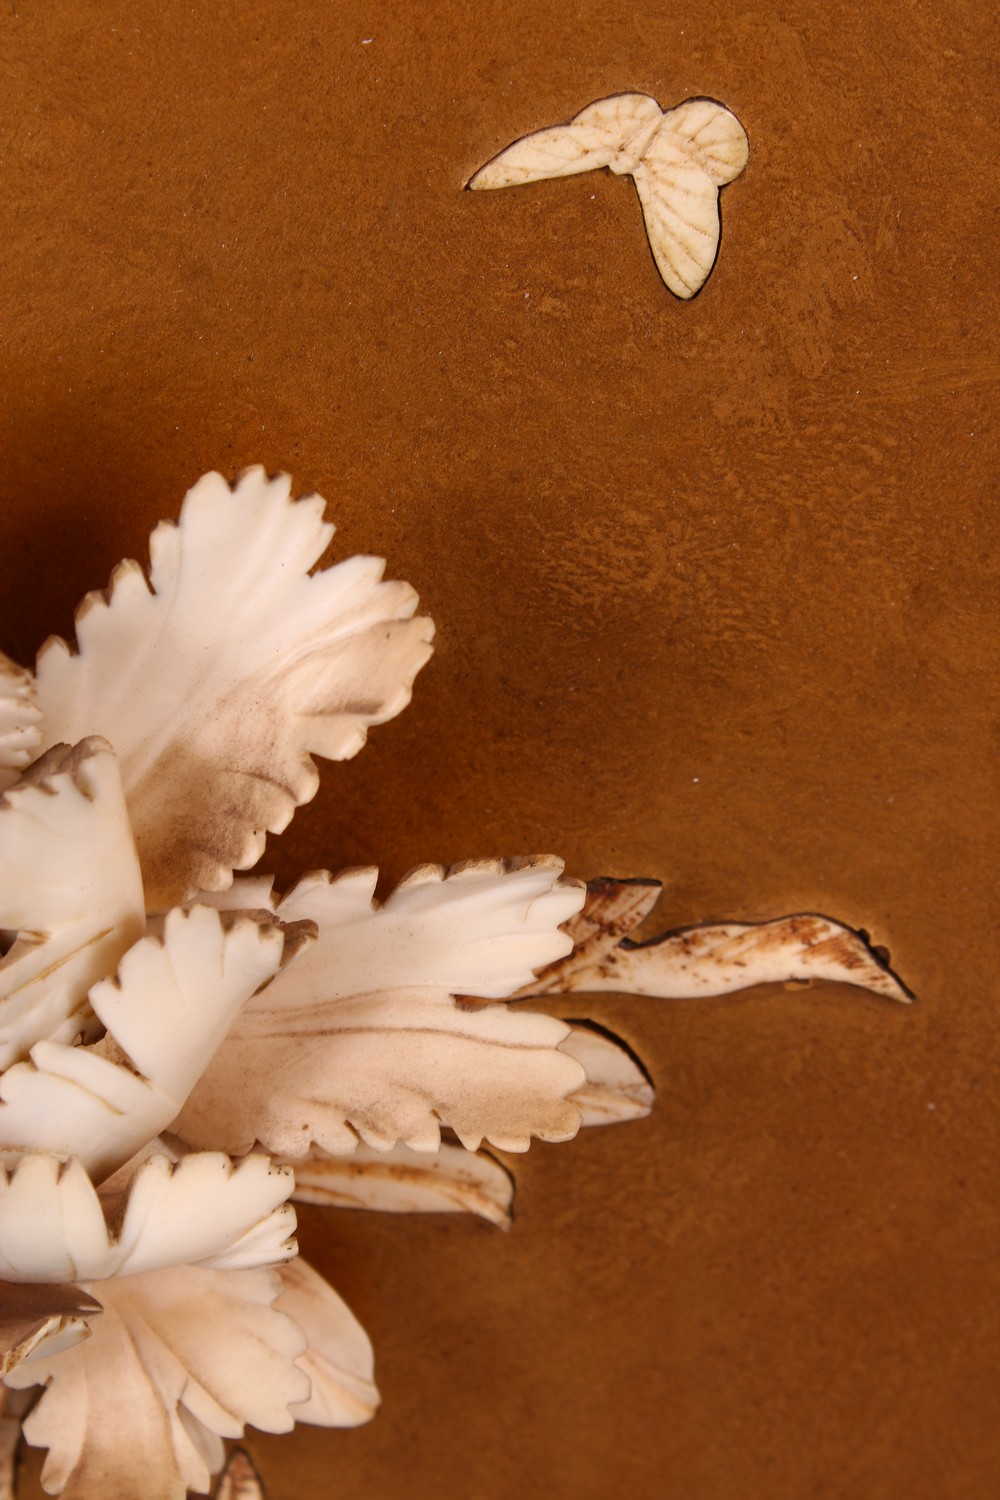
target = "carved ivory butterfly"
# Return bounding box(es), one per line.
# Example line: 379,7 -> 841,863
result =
468,93 -> 749,299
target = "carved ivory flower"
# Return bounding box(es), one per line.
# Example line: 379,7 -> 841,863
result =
0,469 -> 908,1499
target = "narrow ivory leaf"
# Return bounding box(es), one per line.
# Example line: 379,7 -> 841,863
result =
0,739 -> 145,1069
289,1140 -> 515,1229
6,1264 -> 309,1500
35,467 -> 435,908
520,879 -> 912,1004
0,653 -> 42,792
468,93 -> 748,298
214,1449 -> 267,1500
0,1153 -> 297,1283
276,1258 -> 379,1428
0,905 -> 315,1183
562,1024 -> 655,1127
525,877 -> 662,995
0,1282 -> 102,1377
178,1412 -> 225,1489
173,859 -> 587,1158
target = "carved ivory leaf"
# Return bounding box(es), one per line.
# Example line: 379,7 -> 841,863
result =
276,1257 -> 379,1427
0,1152 -> 297,1282
172,858 -> 588,1157
0,654 -> 42,792
284,1029 -> 652,1229
35,467 -> 435,909
289,1140 -> 515,1229
0,905 -> 315,1183
561,1024 -> 655,1127
214,1449 -> 267,1500
0,738 -> 145,1069
6,1264 -> 309,1500
468,93 -> 749,298
0,1282 -> 102,1376
520,878 -> 912,1004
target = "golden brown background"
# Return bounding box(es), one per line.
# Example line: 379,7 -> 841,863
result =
3,0 -> 999,1495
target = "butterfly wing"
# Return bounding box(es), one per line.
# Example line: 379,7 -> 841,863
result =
632,98 -> 749,298
660,97 -> 750,186
467,92 -> 662,189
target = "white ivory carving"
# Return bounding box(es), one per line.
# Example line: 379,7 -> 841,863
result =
0,1152 -> 297,1282
520,878 -> 911,1005
214,1449 -> 266,1500
469,94 -> 749,297
6,1265 -> 308,1500
0,739 -> 145,1069
276,1257 -> 379,1427
35,468 -> 434,909
561,1024 -> 655,1126
0,905 -> 315,1182
286,1024 -> 655,1225
172,860 -> 588,1158
288,1140 -> 516,1229
0,468 -> 913,1499
0,655 -> 42,793
0,1284 -> 102,1378
3,1314 -> 91,1370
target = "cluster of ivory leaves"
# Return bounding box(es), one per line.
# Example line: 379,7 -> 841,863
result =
0,470 -> 909,1500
